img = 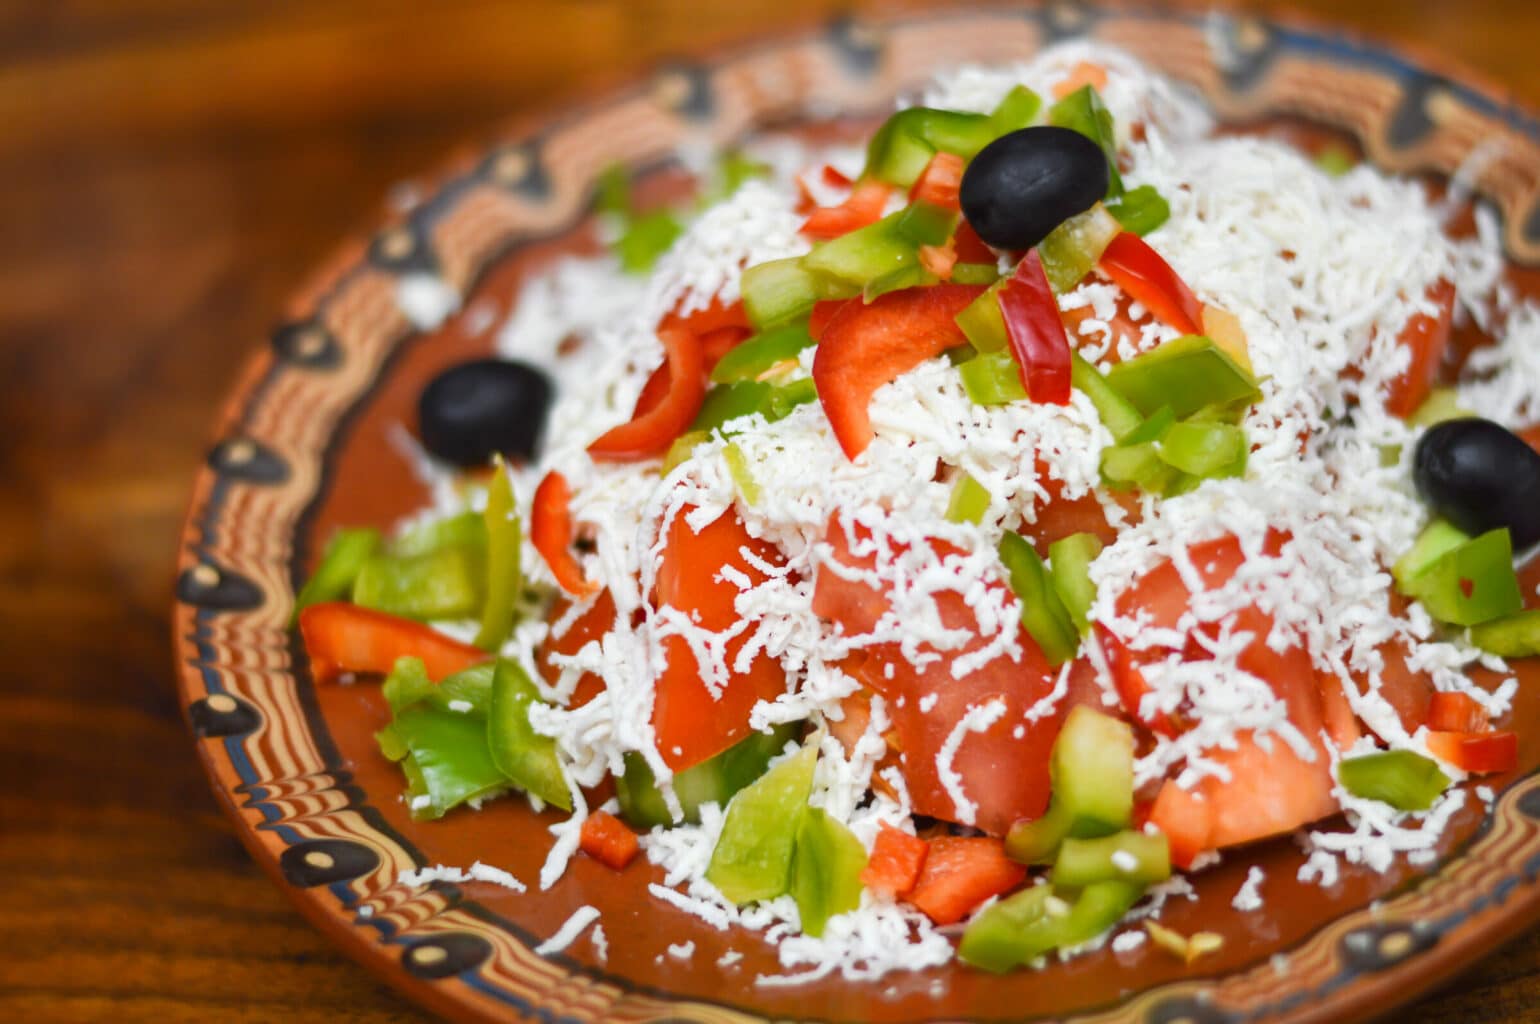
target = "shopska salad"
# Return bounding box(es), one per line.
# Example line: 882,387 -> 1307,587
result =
293,44 -> 1540,982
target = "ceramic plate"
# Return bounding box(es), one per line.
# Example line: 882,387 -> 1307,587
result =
173,5 -> 1540,1021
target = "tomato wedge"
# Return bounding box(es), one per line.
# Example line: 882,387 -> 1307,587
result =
588,324 -> 706,460
651,507 -> 789,771
1384,278 -> 1456,418
860,822 -> 929,897
998,251 -> 1072,404
1425,730 -> 1517,774
801,180 -> 892,240
298,602 -> 488,684
1425,691 -> 1490,734
908,152 -> 965,211
536,590 -> 616,708
531,471 -> 599,598
1097,232 -> 1204,336
811,284 -> 984,459
1146,780 -> 1212,871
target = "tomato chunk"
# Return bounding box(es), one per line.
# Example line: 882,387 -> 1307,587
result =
1147,781 -> 1212,871
299,603 -> 488,684
1424,691 -> 1490,734
651,507 -> 789,771
860,822 -> 930,897
1426,730 -> 1517,774
1384,279 -> 1456,418
536,590 -> 616,709
905,836 -> 1026,926
579,810 -> 640,870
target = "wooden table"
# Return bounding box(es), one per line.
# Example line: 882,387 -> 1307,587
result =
5,1 -> 1540,1020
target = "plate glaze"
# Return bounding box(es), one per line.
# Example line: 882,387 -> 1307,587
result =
173,5 -> 1540,1022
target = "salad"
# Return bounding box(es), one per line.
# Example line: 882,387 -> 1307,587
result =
293,44 -> 1540,983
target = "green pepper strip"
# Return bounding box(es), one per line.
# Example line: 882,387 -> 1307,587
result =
741,257 -> 844,329
292,527 -> 381,625
1391,518 -> 1471,588
1104,335 -> 1261,419
1104,185 -> 1171,236
1051,830 -> 1171,888
1007,705 -> 1134,863
1470,609 -> 1540,658
394,702 -> 509,820
487,658 -> 571,810
1338,750 -> 1450,811
474,459 -> 521,651
710,323 -> 815,383
956,282 -> 1009,353
616,724 -> 798,828
959,349 -> 1027,406
987,85 -> 1043,137
1157,420 -> 1248,479
960,879 -> 1144,973
692,378 -> 818,436
998,532 -> 1080,667
1397,528 -> 1522,627
946,472 -> 992,524
722,443 -> 762,506
1049,532 -> 1102,636
790,807 -> 868,937
1070,353 -> 1143,441
391,510 -> 486,558
803,210 -> 922,289
707,743 -> 818,904
1039,203 -> 1122,294
951,262 -> 1002,286
352,544 -> 485,622
430,662 -> 496,715
1047,86 -> 1124,197
864,108 -> 996,186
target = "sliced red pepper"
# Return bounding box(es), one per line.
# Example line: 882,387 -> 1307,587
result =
997,251 -> 1072,404
531,470 -> 599,598
663,296 -> 751,337
1384,279 -> 1456,418
1424,691 -> 1490,734
822,164 -> 853,188
859,822 -> 929,897
811,284 -> 984,459
1426,730 -> 1517,774
298,602 -> 488,684
808,299 -> 854,341
579,809 -> 640,870
905,836 -> 1027,926
634,303 -> 750,416
801,180 -> 892,240
908,151 -> 965,211
588,323 -> 706,460
1098,232 -> 1204,337
953,220 -> 996,265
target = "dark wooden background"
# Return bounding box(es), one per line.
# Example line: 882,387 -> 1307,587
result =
6,1 -> 1540,1021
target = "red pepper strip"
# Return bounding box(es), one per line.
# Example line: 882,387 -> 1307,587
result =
1425,730 -> 1517,774
588,324 -> 706,460
298,602 -> 488,684
905,836 -> 1026,926
908,152 -> 966,211
997,251 -> 1072,404
634,303 -> 750,415
1424,691 -> 1490,734
664,296 -> 751,336
822,164 -> 853,188
531,470 -> 599,597
953,220 -> 996,265
860,822 -> 929,896
811,284 -> 985,459
808,299 -> 854,341
1098,232 -> 1204,336
579,810 -> 640,870
801,180 -> 892,240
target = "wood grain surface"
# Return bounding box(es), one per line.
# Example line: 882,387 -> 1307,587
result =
5,2 -> 1540,1021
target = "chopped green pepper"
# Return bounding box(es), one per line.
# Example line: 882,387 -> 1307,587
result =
998,532 -> 1080,667
1007,706 -> 1134,863
959,879 -> 1144,972
1070,353 -> 1143,441
353,545 -> 484,621
955,282 -> 1009,353
1048,532 -> 1102,636
1392,518 -> 1471,588
951,262 -> 1002,285
431,662 -> 496,715
1408,388 -> 1474,428
864,107 -> 995,186
1051,830 -> 1170,888
895,201 -> 957,247
616,724 -> 798,828
1104,184 -> 1171,236
616,209 -> 685,274
292,527 -> 382,624
474,459 -> 521,651
1157,420 -> 1248,479
1469,609 -> 1540,657
710,323 -> 815,384
946,472 -> 992,524
394,701 -> 509,820
706,742 -> 818,904
862,263 -> 935,303
704,149 -> 771,204
987,85 -> 1043,137
1039,203 -> 1121,293
959,348 -> 1028,406
391,510 -> 486,558
693,378 -> 819,436
1398,528 -> 1523,627
383,655 -> 434,713
487,658 -> 571,810
1104,336 -> 1262,419
803,210 -> 920,288
662,429 -> 710,473
722,443 -> 761,505
790,806 -> 868,937
1047,86 -> 1123,197
742,257 -> 844,329
1338,750 -> 1450,811
1315,145 -> 1357,177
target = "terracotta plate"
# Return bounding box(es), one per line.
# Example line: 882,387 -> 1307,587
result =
173,5 -> 1540,1022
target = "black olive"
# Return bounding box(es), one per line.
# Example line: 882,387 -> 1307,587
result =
959,126 -> 1110,251
1413,418 -> 1540,549
417,358 -> 553,466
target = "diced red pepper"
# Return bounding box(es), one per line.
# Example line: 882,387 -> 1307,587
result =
953,220 -> 996,265
811,284 -> 985,459
859,822 -> 929,897
801,180 -> 892,240
1384,279 -> 1456,418
298,602 -> 488,684
905,836 -> 1027,926
908,152 -> 966,211
665,296 -> 751,337
1426,730 -> 1517,774
1147,780 -> 1213,871
997,251 -> 1072,404
1424,691 -> 1490,734
588,324 -> 706,460
579,810 -> 640,870
1098,232 -> 1204,337
531,471 -> 599,598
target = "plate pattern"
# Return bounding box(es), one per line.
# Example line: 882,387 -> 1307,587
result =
174,5 -> 1540,1021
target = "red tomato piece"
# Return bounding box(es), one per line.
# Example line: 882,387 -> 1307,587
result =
588,324 -> 706,460
998,251 -> 1072,404
1097,232 -> 1204,336
1384,279 -> 1456,418
579,810 -> 640,870
1058,290 -> 1147,365
1052,60 -> 1109,99
860,822 -> 930,897
1425,730 -> 1517,774
908,152 -> 966,211
298,603 -> 488,684
801,180 -> 892,240
531,470 -> 599,598
1315,668 -> 1363,751
1424,691 -> 1490,734
536,590 -> 617,709
1147,780 -> 1213,871
811,284 -> 985,459
1200,730 -> 1339,849
651,507 -> 789,771
905,836 -> 1027,926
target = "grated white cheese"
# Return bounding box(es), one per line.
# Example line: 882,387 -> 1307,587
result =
397,862 -> 527,893
534,905 -> 602,956
1231,866 -> 1265,912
